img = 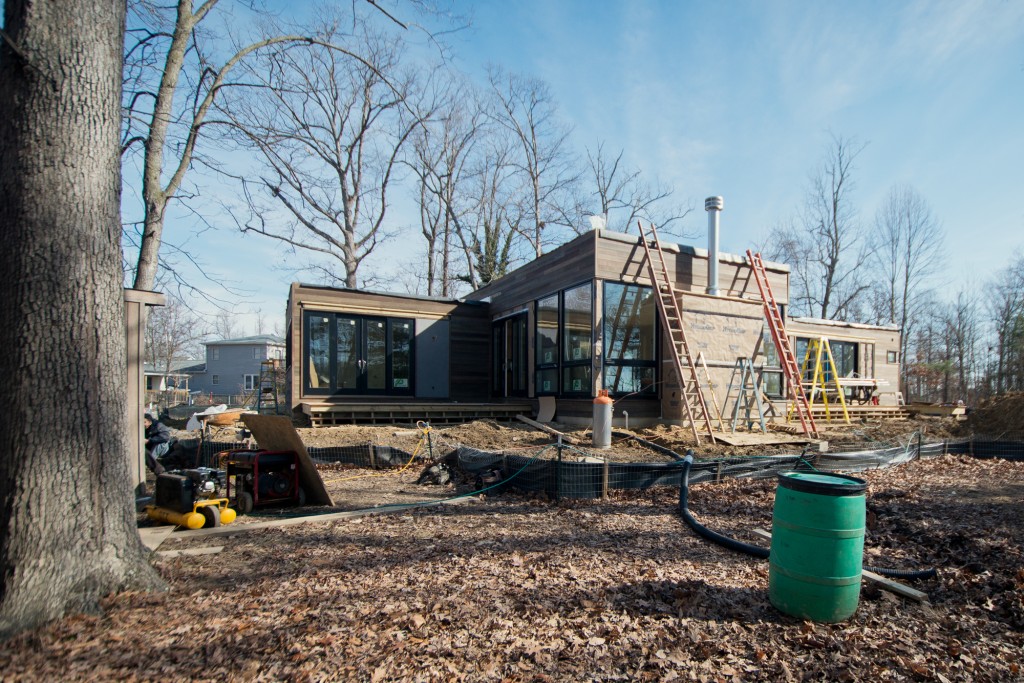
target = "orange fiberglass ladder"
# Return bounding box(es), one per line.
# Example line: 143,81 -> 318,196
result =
745,250 -> 818,438
637,221 -> 716,445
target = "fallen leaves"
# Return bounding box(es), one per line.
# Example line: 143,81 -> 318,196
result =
0,455 -> 1022,681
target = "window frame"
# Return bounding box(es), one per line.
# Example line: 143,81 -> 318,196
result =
560,282 -> 593,396
760,328 -> 784,399
535,294 -> 560,396
601,281 -> 659,399
301,310 -> 415,396
532,281 -> 595,398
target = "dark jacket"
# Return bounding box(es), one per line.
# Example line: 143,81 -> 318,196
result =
145,419 -> 171,449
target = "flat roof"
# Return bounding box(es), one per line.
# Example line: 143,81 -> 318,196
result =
293,282 -> 489,306
789,316 -> 900,333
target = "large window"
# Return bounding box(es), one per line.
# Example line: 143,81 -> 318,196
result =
304,311 -> 414,395
795,338 -> 857,385
533,284 -> 593,396
603,282 -> 657,396
562,284 -> 592,394
761,329 -> 783,398
536,295 -> 559,394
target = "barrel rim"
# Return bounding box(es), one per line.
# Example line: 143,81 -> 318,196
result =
777,471 -> 867,496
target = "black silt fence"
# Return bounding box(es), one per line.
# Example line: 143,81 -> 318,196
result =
453,434 -> 1024,500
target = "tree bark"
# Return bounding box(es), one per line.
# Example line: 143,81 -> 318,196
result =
0,0 -> 162,638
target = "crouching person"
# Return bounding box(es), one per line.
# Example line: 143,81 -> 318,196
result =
144,412 -> 171,475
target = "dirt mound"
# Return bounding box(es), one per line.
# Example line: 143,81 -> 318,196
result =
966,392 -> 1024,437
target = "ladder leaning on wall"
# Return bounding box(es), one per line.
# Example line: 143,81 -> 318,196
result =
637,221 -> 716,445
745,250 -> 818,438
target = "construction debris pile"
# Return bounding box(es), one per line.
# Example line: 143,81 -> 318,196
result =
965,392 -> 1024,437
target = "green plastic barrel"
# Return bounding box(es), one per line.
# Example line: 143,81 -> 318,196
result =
768,471 -> 867,623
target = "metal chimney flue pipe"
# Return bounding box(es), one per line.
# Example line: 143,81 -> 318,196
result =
705,196 -> 724,296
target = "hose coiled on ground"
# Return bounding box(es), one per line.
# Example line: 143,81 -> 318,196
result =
678,453 -> 937,581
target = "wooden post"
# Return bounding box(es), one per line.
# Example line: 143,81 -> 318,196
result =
368,443 -> 377,469
602,458 -> 610,500
716,460 -> 723,483
555,436 -> 563,503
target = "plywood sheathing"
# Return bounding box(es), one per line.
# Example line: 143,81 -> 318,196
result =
661,292 -> 766,427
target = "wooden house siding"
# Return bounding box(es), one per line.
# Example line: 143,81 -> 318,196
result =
470,232 -> 597,315
786,318 -> 902,405
593,230 -> 789,303
282,228 -> 899,427
286,284 -> 491,412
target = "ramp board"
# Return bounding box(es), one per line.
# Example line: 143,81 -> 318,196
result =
711,432 -> 814,447
241,414 -> 334,506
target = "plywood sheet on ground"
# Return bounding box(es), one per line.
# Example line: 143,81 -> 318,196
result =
138,525 -> 176,551
712,431 -> 813,447
241,414 -> 333,506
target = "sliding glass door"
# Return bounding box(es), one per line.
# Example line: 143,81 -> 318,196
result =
304,312 -> 413,396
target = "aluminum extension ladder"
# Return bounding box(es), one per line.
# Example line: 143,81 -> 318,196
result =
745,250 -> 818,437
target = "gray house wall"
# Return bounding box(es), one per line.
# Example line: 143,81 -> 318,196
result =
190,339 -> 284,396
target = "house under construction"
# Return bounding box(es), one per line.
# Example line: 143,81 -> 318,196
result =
285,198 -> 901,435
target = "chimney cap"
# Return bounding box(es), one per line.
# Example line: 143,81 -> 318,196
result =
705,196 -> 724,211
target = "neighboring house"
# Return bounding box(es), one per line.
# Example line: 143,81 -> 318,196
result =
143,359 -> 205,393
189,335 -> 286,398
285,223 -> 901,426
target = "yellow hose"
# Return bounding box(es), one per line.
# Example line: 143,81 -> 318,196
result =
322,421 -> 432,484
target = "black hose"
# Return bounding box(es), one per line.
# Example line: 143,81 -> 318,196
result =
864,565 -> 937,580
678,454 -> 769,559
678,453 -> 937,581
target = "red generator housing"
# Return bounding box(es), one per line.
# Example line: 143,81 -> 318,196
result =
225,449 -> 304,513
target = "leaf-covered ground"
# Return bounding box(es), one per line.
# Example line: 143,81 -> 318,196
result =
2,454 -> 1022,682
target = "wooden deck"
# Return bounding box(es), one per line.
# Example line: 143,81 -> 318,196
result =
301,401 -> 533,427
806,404 -> 907,421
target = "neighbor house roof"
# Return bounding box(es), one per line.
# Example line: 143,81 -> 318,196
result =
144,360 -> 206,375
205,335 -> 285,346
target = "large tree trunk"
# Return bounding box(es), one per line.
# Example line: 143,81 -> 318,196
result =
0,0 -> 162,638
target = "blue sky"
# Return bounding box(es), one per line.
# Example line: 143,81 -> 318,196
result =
154,0 -> 1024,332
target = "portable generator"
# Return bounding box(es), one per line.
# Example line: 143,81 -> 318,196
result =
224,449 -> 304,514
145,467 -> 236,529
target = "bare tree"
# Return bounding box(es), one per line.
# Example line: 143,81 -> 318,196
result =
768,135 -> 871,320
869,184 -> 945,392
251,307 -> 266,336
989,254 -> 1024,393
407,80 -> 486,296
213,310 -> 240,340
0,0 -> 161,636
574,142 -> 692,237
122,0 -> 405,292
944,288 -> 981,404
224,23 -> 429,288
145,296 -> 207,405
487,67 -> 579,257
456,137 -> 524,288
